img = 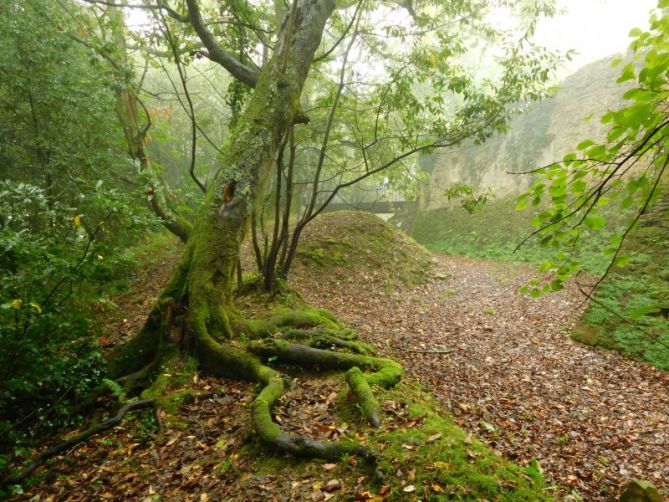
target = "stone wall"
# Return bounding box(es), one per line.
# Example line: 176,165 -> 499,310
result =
423,56 -> 629,210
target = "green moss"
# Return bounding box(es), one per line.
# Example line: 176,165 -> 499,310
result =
248,339 -> 403,389
410,198 -> 617,274
230,379 -> 552,501
571,323 -> 604,347
298,211 -> 433,288
251,372 -> 284,442
574,206 -> 669,371
280,329 -> 375,355
365,383 -> 552,501
345,367 -> 381,427
234,307 -> 343,338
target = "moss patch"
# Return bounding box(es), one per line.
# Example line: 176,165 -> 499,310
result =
233,380 -> 553,501
297,211 -> 433,288
571,195 -> 669,371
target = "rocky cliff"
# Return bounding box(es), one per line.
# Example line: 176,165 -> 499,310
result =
422,56 -> 629,210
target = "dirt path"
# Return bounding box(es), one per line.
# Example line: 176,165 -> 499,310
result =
293,254 -> 669,500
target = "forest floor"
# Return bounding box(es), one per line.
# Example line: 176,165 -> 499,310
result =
291,252 -> 669,501
12,215 -> 669,501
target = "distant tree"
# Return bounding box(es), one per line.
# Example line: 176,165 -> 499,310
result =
517,1 -> 669,297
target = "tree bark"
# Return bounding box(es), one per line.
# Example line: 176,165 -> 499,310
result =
136,0 -> 336,366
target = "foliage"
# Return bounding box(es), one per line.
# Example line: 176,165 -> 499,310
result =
246,0 -> 567,287
0,0 -> 157,473
444,182 -> 494,214
410,198 -> 615,273
517,2 -> 669,297
572,209 -> 669,369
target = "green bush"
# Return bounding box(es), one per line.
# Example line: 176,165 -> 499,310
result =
0,180 -> 153,475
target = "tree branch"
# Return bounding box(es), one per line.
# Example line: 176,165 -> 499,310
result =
184,0 -> 260,87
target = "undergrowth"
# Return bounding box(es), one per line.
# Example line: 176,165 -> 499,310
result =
409,198 -> 614,274
572,219 -> 669,370
0,230 -> 180,486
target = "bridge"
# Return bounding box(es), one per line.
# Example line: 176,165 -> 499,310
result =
321,200 -> 417,214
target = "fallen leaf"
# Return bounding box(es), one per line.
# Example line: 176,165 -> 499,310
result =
324,479 -> 341,492
426,432 -> 442,443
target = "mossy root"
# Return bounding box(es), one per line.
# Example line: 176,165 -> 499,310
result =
346,367 -> 381,427
278,329 -> 375,355
248,338 -> 403,388
252,364 -> 377,461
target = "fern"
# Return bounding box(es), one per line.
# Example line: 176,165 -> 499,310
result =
102,378 -> 127,403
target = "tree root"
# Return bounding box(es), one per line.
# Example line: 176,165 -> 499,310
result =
251,362 -> 377,462
249,338 -> 402,428
345,367 -> 381,427
98,283 -> 402,470
249,339 -> 403,388
278,329 -> 375,355
2,399 -> 155,487
193,328 -> 381,462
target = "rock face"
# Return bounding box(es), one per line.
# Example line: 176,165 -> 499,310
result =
422,55 -> 629,210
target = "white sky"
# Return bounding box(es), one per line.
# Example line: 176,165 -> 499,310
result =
532,0 -> 657,78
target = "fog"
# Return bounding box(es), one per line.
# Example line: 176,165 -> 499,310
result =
535,0 -> 657,77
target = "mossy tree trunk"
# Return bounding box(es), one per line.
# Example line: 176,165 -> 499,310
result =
105,0 -> 403,461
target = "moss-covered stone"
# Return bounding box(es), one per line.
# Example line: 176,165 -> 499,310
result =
571,323 -> 603,347
620,479 -> 662,502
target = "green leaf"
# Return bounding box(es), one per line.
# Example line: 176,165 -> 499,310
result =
584,213 -> 606,230
628,303 -> 663,319
576,139 -> 594,150
617,62 -> 636,83
613,256 -> 630,268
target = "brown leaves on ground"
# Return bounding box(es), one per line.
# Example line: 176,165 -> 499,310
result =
97,244 -> 182,351
292,252 -> 669,501
16,216 -> 669,501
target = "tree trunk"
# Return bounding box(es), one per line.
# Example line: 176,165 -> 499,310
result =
183,0 -> 335,341
105,0 -> 407,462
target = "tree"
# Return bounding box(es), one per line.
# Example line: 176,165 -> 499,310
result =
8,0 -> 564,467
518,1 -> 669,297
0,0 -> 156,466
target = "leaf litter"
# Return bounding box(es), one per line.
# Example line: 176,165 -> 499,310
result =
14,216 -> 669,501
292,252 -> 669,501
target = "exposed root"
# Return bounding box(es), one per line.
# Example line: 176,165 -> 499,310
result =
192,325 -> 380,462
249,338 -> 402,427
2,399 -> 155,487
346,367 -> 381,427
251,362 -> 377,462
98,268 -> 401,468
249,338 -> 403,388
116,353 -> 161,396
232,308 -> 343,338
278,328 -> 375,355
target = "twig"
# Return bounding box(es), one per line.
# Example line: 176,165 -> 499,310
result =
390,346 -> 454,354
3,399 -> 155,486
